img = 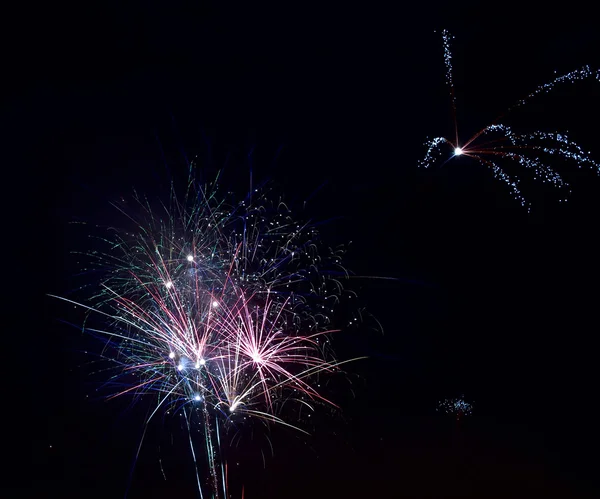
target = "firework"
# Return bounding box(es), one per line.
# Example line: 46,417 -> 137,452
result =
52,168 -> 362,497
437,396 -> 473,420
419,30 -> 600,211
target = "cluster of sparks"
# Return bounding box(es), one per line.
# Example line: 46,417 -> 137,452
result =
437,396 -> 473,420
419,30 -> 600,211
54,170 -> 361,498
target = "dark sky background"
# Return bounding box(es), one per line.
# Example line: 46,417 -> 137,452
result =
5,2 -> 600,498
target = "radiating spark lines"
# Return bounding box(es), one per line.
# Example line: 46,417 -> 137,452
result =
53,168 -> 364,497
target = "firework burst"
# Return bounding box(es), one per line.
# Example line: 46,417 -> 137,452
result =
419,30 -> 600,212
437,396 -> 473,421
52,167 -> 363,497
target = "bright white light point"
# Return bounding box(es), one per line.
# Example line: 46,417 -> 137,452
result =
194,394 -> 201,401
199,358 -> 206,365
165,281 -> 173,289
229,402 -> 239,412
454,147 -> 463,156
251,352 -> 262,363
212,301 -> 219,308
187,255 -> 194,262
177,364 -> 184,371
169,352 -> 175,359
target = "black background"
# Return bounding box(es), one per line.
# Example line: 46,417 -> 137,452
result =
5,2 -> 600,497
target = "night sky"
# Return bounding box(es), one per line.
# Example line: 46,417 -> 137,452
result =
7,3 -> 600,498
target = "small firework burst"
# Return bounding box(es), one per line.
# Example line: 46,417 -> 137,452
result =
437,396 -> 473,420
419,30 -> 600,211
